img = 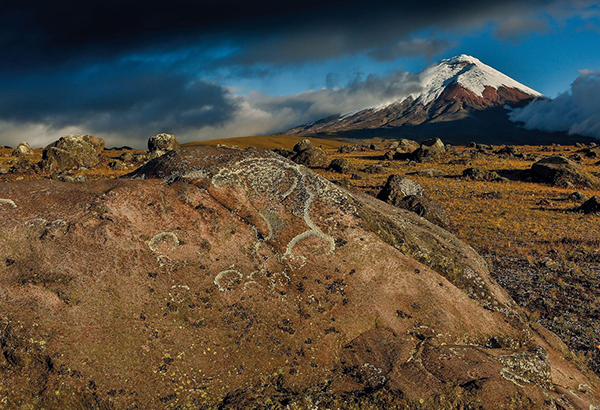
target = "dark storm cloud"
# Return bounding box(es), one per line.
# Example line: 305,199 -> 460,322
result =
0,0 -> 596,146
1,0 -> 594,72
0,60 -> 238,140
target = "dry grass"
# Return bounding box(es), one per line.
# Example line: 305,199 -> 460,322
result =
183,135 -> 348,150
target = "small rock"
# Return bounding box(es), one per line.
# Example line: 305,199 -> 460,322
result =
148,133 -> 180,154
362,164 -> 385,174
119,152 -> 135,162
415,169 -> 448,177
412,138 -> 445,162
568,192 -> 588,202
293,139 -> 314,153
328,158 -> 352,173
12,142 -> 34,157
377,175 -> 424,204
462,167 -> 501,182
338,145 -> 357,154
109,160 -> 127,171
292,147 -> 328,168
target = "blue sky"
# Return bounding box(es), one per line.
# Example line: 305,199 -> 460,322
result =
0,0 -> 598,147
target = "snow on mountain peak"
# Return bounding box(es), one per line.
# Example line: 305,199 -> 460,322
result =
411,54 -> 543,105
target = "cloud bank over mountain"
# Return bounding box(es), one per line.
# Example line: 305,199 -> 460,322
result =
510,71 -> 600,140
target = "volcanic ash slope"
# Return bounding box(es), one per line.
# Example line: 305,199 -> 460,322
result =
0,146 -> 598,409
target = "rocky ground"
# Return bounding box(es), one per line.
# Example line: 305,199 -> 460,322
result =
1,135 -> 600,409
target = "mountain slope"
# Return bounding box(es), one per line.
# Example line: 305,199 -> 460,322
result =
283,55 -> 587,145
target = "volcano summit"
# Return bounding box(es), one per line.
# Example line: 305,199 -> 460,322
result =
284,55 -> 589,145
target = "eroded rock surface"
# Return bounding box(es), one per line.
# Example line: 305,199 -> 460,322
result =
0,146 -> 599,409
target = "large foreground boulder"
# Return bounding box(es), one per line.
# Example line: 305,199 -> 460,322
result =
41,134 -> 105,171
530,155 -> 600,188
0,146 -> 599,409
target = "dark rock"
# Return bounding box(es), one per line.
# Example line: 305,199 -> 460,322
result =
148,133 -> 180,154
327,158 -> 351,173
293,139 -> 314,153
41,134 -> 105,172
377,175 -> 424,204
291,147 -> 328,168
568,192 -> 589,202
577,196 -> 600,213
396,195 -> 450,228
578,147 -> 600,158
462,167 -> 501,182
530,155 -> 600,188
338,144 -> 357,154
412,138 -> 445,162
361,164 -> 385,174
108,160 -> 127,171
272,148 -> 294,158
415,169 -> 448,177
495,145 -> 519,157
119,152 -> 134,162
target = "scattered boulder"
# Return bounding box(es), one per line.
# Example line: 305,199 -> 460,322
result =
495,145 -> 520,157
462,167 -> 501,182
119,152 -> 135,163
338,144 -> 357,154
327,158 -> 352,173
292,147 -> 328,168
12,142 -> 34,157
529,155 -> 600,188
578,147 -> 600,158
412,138 -> 445,162
377,175 -> 424,204
148,133 -> 180,157
395,139 -> 421,154
568,191 -> 589,202
361,164 -> 386,174
293,138 -> 314,153
41,134 -> 105,172
577,196 -> 600,213
397,195 -> 450,228
415,168 -> 448,177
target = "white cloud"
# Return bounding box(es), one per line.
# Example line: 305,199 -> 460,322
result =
509,71 -> 600,139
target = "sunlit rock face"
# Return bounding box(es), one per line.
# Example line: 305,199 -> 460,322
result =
0,146 -> 598,409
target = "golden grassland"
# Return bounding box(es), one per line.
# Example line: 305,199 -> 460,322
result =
183,134 -> 347,150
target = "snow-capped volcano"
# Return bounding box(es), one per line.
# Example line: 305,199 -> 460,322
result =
283,54 -> 556,144
409,54 -> 542,106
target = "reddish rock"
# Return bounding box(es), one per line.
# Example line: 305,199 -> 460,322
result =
0,146 -> 598,409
